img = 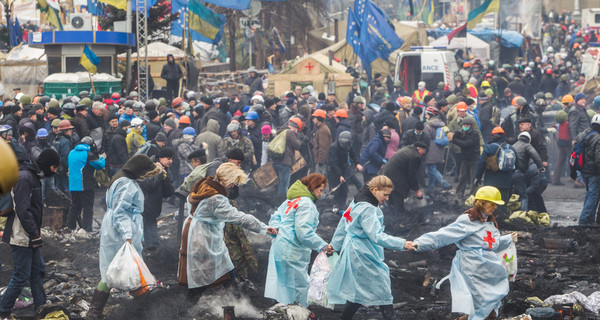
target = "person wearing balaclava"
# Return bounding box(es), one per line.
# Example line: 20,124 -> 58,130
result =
0,149 -> 60,319
160,53 -> 183,102
85,154 -> 162,320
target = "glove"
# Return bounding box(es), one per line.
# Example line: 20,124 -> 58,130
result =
30,237 -> 43,248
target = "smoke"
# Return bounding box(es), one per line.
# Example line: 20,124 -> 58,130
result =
187,288 -> 263,319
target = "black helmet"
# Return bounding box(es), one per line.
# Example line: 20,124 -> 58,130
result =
124,100 -> 135,109
62,102 -> 76,110
81,136 -> 94,146
338,131 -> 353,149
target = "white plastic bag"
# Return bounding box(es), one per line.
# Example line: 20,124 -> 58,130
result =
497,242 -> 518,282
308,252 -> 339,309
106,242 -> 157,293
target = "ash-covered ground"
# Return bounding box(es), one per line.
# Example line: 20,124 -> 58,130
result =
1,181 -> 599,320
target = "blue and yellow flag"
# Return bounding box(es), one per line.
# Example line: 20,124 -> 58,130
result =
80,45 -> 100,74
467,0 -> 500,29
189,0 -> 226,45
98,0 -> 125,11
37,0 -> 63,30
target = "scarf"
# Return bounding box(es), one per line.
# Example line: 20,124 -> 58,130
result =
353,185 -> 379,207
188,176 -> 227,215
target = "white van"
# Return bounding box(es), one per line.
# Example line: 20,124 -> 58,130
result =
581,44 -> 600,81
582,8 -> 600,30
393,47 -> 459,94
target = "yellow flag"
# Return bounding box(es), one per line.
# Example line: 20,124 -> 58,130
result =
98,0 -> 126,11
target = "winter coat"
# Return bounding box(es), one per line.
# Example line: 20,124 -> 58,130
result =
73,113 -> 90,138
475,136 -> 519,189
568,105 -> 590,141
160,54 -> 183,81
452,128 -> 480,162
194,119 -> 221,161
327,140 -> 352,184
385,130 -> 400,160
2,161 -> 43,247
399,129 -> 430,148
265,180 -> 327,306
68,144 -> 105,191
180,177 -> 267,288
126,128 -> 146,156
424,117 -> 446,164
217,135 -> 255,170
139,167 -> 174,220
200,107 -> 230,137
401,114 -> 421,134
414,211 -> 513,320
327,186 -> 407,306
246,124 -> 263,167
107,128 -> 129,167
523,128 -> 548,163
334,119 -> 352,142
53,134 -> 73,175
513,140 -> 543,173
576,128 -> 600,176
145,120 -> 161,142
374,108 -> 400,134
359,132 -> 387,175
554,81 -> 572,98
174,138 -> 196,176
279,107 -> 296,126
272,129 -> 302,168
381,145 -> 421,197
312,121 -> 331,165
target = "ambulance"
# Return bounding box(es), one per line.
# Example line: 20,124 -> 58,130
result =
581,43 -> 600,81
393,47 -> 459,93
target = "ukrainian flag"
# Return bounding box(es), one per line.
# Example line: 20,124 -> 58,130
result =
421,0 -> 434,26
189,0 -> 226,44
98,0 -> 125,10
467,0 -> 500,29
80,45 -> 100,74
37,0 -> 63,30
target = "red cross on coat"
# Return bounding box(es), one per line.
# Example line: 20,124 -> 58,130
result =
285,198 -> 301,214
483,231 -> 495,249
343,207 -> 353,223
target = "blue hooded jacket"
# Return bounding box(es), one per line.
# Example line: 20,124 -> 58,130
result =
359,131 -> 388,175
68,144 -> 105,191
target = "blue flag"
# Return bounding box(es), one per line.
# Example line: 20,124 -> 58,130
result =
171,0 -> 224,44
347,0 -> 403,79
201,0 -> 250,10
10,17 -> 22,48
86,0 -> 105,16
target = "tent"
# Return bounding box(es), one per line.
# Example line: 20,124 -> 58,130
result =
430,34 -> 490,60
0,44 -> 47,98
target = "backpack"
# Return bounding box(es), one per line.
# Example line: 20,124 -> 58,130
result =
570,131 -> 596,171
135,141 -> 153,156
267,129 -> 288,159
484,142 -> 516,172
433,126 -> 449,146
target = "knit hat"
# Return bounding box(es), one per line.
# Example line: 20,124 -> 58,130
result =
154,132 -> 167,142
227,122 -> 240,132
108,113 -> 119,122
261,124 -> 272,135
286,98 -> 297,107
484,89 -> 494,96
164,118 -> 176,128
48,106 -> 61,116
575,92 -> 586,103
119,120 -> 131,128
157,147 -> 175,159
423,95 -> 434,104
51,119 -> 61,127
446,94 -> 458,105
226,148 -> 244,161
414,141 -> 428,149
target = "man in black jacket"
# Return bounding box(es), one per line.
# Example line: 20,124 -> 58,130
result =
0,149 -> 59,319
161,53 -> 183,101
381,142 -> 426,214
106,120 -> 130,177
449,118 -> 480,197
140,147 -> 175,251
327,131 -> 356,209
145,110 -> 161,142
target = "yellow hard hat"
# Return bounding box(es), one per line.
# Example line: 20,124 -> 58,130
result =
0,139 -> 19,195
481,80 -> 491,87
474,186 -> 505,205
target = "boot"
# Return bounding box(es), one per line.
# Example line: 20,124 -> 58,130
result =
86,289 -> 109,320
485,310 -> 497,320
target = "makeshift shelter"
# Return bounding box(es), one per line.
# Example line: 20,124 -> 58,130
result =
0,44 -> 47,98
267,48 -> 355,102
117,42 -> 201,89
429,34 -> 491,60
313,21 -> 428,78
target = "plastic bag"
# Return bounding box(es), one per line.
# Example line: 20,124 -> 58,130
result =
106,242 -> 157,294
308,252 -> 339,309
497,242 -> 518,282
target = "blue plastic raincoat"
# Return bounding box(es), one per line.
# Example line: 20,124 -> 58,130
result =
99,177 -> 145,283
414,213 -> 513,320
326,195 -> 407,306
264,180 -> 328,306
185,194 -> 267,289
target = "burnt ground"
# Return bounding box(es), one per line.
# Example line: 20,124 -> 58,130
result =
1,180 -> 600,320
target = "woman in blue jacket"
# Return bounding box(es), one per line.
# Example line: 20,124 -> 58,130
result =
326,175 -> 417,320
358,129 -> 390,184
264,173 -> 333,307
413,186 -> 518,320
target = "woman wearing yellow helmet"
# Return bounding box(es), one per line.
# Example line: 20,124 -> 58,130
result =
411,186 -> 518,320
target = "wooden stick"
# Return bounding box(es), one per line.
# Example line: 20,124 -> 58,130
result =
88,71 -> 96,96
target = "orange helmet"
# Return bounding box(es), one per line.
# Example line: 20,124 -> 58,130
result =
179,115 -> 191,124
289,117 -> 303,131
312,109 -> 326,119
511,96 -> 521,106
463,62 -> 471,68
491,127 -> 505,135
335,109 -> 348,118
562,94 -> 574,104
172,97 -> 183,107
456,102 -> 468,111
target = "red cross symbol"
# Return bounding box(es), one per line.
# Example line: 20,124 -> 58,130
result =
305,62 -> 314,72
483,231 -> 495,249
285,198 -> 301,214
343,207 -> 353,223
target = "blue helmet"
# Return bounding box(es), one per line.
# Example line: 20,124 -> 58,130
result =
594,95 -> 600,108
246,111 -> 259,120
36,128 -> 49,138
182,127 -> 196,136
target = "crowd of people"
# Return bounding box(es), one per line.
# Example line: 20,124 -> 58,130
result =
1,18 -> 600,317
